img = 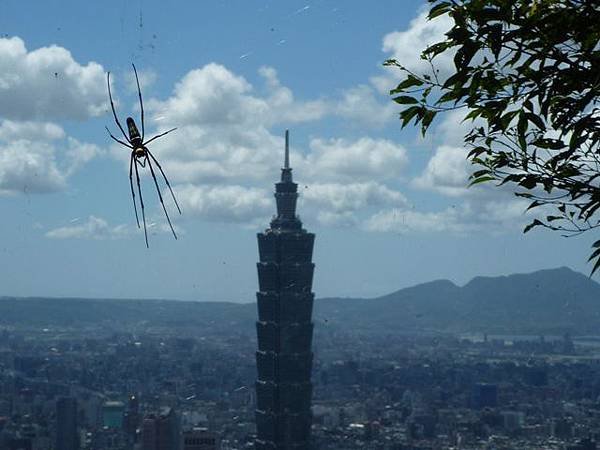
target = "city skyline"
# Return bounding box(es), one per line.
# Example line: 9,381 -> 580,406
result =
0,0 -> 596,302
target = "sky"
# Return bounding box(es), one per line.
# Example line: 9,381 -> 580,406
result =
0,0 -> 596,302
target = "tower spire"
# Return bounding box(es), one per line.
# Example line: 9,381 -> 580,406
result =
284,129 -> 290,169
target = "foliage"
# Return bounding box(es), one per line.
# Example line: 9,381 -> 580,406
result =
385,0 -> 600,273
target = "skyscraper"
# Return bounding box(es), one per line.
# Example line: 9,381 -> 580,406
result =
56,397 -> 79,450
255,130 -> 315,450
142,407 -> 181,450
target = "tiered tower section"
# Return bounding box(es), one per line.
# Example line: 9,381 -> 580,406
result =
255,131 -> 315,450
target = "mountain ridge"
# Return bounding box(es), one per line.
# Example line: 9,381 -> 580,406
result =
0,267 -> 598,335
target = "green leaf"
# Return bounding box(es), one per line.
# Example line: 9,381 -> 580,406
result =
392,95 -> 419,105
428,1 -> 451,19
489,23 -> 503,59
469,176 -> 495,186
525,112 -> 546,131
467,146 -> 488,159
590,253 -> 600,277
523,219 -> 543,234
532,138 -> 566,150
472,169 -> 491,178
463,109 -> 482,122
390,75 -> 424,94
526,200 -> 542,211
399,106 -> 422,128
587,247 -> 600,263
421,110 -> 437,136
519,176 -> 537,189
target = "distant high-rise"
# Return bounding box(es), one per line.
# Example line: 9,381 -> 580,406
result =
471,383 -> 498,409
255,130 -> 315,450
183,428 -> 219,450
102,400 -> 125,428
142,407 -> 180,450
56,397 -> 79,450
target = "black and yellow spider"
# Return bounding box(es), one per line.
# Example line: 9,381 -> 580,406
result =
105,64 -> 181,247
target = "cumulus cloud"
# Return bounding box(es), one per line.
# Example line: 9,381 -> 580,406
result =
413,145 -> 471,197
365,207 -> 461,234
0,120 -> 65,141
150,63 -> 267,127
0,37 -> 105,195
46,216 -> 130,240
303,182 -> 406,213
0,120 -> 102,195
0,140 -> 66,194
365,196 -> 533,236
372,9 -> 454,95
302,137 -> 408,182
258,66 -> 328,124
126,63 -> 410,228
175,184 -> 271,224
125,67 -> 157,94
148,63 -> 392,131
333,84 -> 396,128
382,10 -> 454,74
301,182 -> 408,227
45,215 -> 179,240
0,37 -> 106,120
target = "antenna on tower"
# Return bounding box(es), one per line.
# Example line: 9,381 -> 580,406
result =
284,129 -> 290,169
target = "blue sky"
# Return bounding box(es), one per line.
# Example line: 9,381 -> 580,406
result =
0,0 -> 595,302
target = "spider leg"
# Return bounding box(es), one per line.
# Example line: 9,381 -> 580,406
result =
107,71 -> 130,142
146,149 -> 181,214
143,128 -> 177,146
105,127 -> 133,148
133,155 -> 149,248
129,153 -> 140,229
146,154 -> 178,240
132,63 -> 145,141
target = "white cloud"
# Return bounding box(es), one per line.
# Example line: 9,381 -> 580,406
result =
334,84 -> 396,128
63,138 -> 102,176
136,125 -> 280,185
372,10 -> 454,95
0,140 -> 66,194
413,145 -> 471,196
382,11 -> 454,74
365,196 -> 533,236
0,37 -> 106,121
365,207 -> 461,233
129,63 -> 410,227
301,182 -> 408,227
125,67 -> 157,94
302,182 -> 407,213
0,120 -> 102,195
150,63 -> 267,127
0,120 -> 65,141
175,184 -> 271,224
258,66 -> 328,124
46,216 -> 130,240
302,137 -> 408,182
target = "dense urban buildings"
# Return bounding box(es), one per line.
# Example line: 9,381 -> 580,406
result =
0,309 -> 600,449
255,131 -> 316,450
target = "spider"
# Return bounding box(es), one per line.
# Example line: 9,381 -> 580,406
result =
105,64 -> 181,247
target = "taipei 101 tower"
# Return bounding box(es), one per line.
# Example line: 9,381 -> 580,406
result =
255,130 -> 315,450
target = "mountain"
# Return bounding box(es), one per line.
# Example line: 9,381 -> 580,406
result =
1,267 -> 598,335
314,267 -> 600,334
